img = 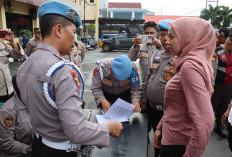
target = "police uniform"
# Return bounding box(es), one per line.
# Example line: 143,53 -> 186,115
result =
91,57 -> 140,106
212,45 -> 232,137
128,42 -> 160,84
63,40 -> 85,72
25,38 -> 42,57
17,1 -> 109,157
0,95 -> 33,157
0,41 -> 24,103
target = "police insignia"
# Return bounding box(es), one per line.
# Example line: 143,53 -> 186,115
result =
212,56 -> 216,62
93,68 -> 99,77
166,67 -> 174,74
4,116 -> 14,128
140,53 -> 147,57
164,73 -> 172,80
133,64 -> 139,75
103,80 -> 111,85
73,49 -> 77,53
150,64 -> 159,69
70,69 -> 80,88
78,45 -> 82,49
65,8 -> 79,21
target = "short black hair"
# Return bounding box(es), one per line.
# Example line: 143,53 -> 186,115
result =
12,75 -> 20,98
143,21 -> 158,31
219,27 -> 230,38
40,14 -> 73,39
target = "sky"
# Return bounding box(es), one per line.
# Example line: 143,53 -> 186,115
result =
108,0 -> 232,16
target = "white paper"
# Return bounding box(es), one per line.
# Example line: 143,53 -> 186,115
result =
96,98 -> 134,124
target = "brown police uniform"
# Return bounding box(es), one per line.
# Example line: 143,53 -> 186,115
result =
141,51 -> 175,137
63,41 -> 85,72
0,41 -> 24,102
17,43 -> 109,152
128,44 -> 160,83
0,95 -> 33,157
25,38 -> 42,57
91,58 -> 141,106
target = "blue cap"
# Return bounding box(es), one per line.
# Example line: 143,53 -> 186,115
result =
38,1 -> 82,29
111,55 -> 132,81
158,19 -> 173,31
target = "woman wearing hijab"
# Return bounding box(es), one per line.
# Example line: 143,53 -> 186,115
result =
153,17 -> 215,157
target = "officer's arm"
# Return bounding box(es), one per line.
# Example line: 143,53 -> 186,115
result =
141,67 -> 152,99
128,45 -> 140,61
24,41 -> 33,57
211,53 -> 218,86
55,66 -> 109,146
0,110 -> 29,155
91,66 -> 106,106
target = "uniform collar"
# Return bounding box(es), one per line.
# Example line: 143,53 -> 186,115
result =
37,43 -> 61,57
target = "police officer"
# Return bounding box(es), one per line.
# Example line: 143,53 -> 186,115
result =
16,1 -> 122,157
63,40 -> 85,72
128,21 -> 161,84
91,55 -> 141,113
212,30 -> 232,138
25,28 -> 42,57
0,29 -> 25,103
0,76 -> 33,157
140,19 -> 175,157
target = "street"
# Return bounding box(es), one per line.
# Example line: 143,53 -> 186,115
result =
9,48 -> 231,157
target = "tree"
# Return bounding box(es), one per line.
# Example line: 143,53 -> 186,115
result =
200,4 -> 222,28
220,6 -> 232,27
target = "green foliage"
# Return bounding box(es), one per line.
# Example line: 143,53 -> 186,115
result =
86,23 -> 95,29
18,29 -> 33,38
76,34 -> 80,40
200,5 -> 232,28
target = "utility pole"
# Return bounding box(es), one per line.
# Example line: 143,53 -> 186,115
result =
206,0 -> 219,9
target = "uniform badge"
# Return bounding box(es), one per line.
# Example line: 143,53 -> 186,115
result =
164,73 -> 172,81
4,116 -> 14,128
93,68 -> 99,77
103,80 -> 111,85
121,80 -> 130,86
212,56 -> 216,62
72,49 -> 77,53
150,64 -> 159,69
70,69 -> 80,88
140,53 -> 147,57
133,64 -> 139,75
78,45 -> 82,49
33,47 -> 37,51
65,8 -> 79,21
166,67 -> 174,74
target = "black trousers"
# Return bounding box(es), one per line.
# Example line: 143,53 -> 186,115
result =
211,83 -> 231,128
142,103 -> 163,157
160,145 -> 186,157
228,123 -> 232,152
101,89 -> 131,106
32,136 -> 77,157
0,92 -> 14,103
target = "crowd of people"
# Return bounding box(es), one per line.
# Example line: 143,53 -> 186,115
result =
0,0 -> 232,157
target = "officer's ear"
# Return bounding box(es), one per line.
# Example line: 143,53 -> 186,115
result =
54,24 -> 63,38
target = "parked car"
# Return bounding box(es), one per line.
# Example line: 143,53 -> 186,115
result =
99,33 -> 134,52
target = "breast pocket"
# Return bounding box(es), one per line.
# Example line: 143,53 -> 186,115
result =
139,51 -> 149,66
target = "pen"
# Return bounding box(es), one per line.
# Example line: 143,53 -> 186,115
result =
88,111 -> 92,121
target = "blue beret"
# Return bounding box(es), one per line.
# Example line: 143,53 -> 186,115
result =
111,55 -> 132,81
158,19 -> 173,31
38,1 -> 82,29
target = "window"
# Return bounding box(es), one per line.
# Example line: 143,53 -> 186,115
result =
5,12 -> 32,37
90,0 -> 94,3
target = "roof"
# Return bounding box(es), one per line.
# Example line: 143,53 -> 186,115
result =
108,2 -> 141,9
145,15 -> 198,24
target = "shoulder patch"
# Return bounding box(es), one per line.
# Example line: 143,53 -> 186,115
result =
4,116 -> 15,128
164,73 -> 172,81
70,69 -> 80,88
93,68 -> 99,77
130,64 -> 140,86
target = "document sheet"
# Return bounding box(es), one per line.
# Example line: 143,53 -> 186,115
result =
96,98 -> 134,123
